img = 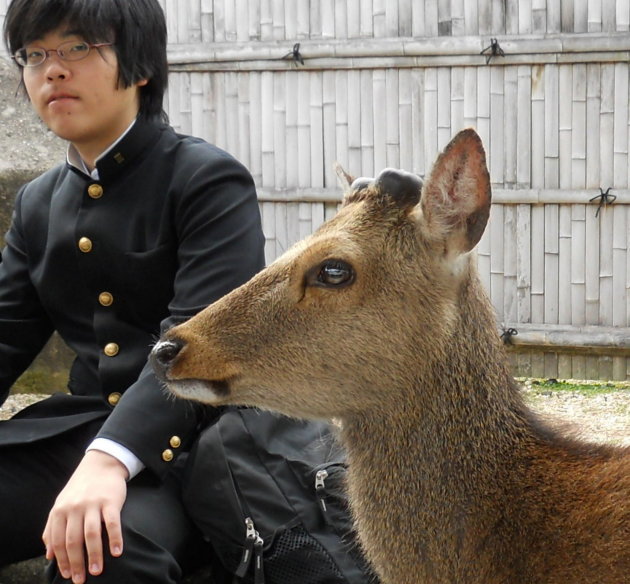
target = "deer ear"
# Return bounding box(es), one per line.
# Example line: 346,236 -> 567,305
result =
420,128 -> 491,254
334,162 -> 354,191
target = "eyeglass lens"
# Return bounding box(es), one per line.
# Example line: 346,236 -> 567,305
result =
15,41 -> 93,67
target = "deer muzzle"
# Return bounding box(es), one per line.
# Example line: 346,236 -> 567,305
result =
150,337 -> 232,403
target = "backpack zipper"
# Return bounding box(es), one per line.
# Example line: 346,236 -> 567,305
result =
315,469 -> 330,517
235,517 -> 260,578
253,527 -> 265,584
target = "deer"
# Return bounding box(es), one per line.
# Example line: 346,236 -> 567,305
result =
151,129 -> 630,584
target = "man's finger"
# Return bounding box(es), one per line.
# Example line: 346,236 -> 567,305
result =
84,507 -> 104,576
65,513 -> 87,584
102,503 -> 124,558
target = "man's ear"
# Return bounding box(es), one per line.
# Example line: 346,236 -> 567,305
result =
420,128 -> 491,255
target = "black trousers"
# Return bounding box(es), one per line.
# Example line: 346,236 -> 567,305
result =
0,421 -> 212,583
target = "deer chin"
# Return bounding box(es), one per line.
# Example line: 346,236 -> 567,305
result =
166,378 -> 232,404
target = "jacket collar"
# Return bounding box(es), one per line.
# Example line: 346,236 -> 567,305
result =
67,117 -> 164,183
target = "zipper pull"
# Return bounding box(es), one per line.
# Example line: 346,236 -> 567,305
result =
315,469 -> 330,515
253,532 -> 265,584
235,517 -> 257,578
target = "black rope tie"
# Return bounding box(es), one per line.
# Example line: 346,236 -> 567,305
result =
589,187 -> 616,217
480,38 -> 505,64
500,327 -> 518,345
282,42 -> 304,66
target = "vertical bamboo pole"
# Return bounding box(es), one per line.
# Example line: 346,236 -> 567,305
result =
532,0 -> 548,33
516,204 -> 532,323
544,65 -> 560,188
261,71 -> 275,187
249,72 -> 263,186
411,69 -> 426,176
518,0 -> 533,34
347,70 -> 362,173
310,72 -> 324,188
558,66 -> 573,190
323,71 -> 338,188
399,70 -> 413,172
490,204 -> 505,320
558,206 -> 572,324
385,68 -> 400,168
618,0 -> 630,31
347,0 -> 360,38
587,0 -> 602,32
285,72 -> 299,187
586,64 -> 602,188
571,205 -> 587,325
504,67 -> 518,186
451,67 -> 465,135
273,73 -> 287,189
361,70 -> 375,176
531,65 -> 545,188
412,0 -> 427,36
544,204 -> 559,324
517,66 -> 532,187
437,68 -> 451,149
504,205 -> 518,322
334,71 -> 349,172
237,73 -> 251,170
424,68 -> 439,172
297,73 -> 312,187
547,0 -> 561,33
373,69 -> 387,171
271,0 -> 285,40
490,67 -> 505,185
613,63 -> 629,187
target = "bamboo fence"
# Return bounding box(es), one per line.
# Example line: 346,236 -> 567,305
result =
0,0 -> 628,380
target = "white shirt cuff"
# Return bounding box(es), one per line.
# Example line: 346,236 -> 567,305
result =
87,438 -> 145,480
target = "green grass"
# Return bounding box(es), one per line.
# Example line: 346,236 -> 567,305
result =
517,377 -> 630,397
10,368 -> 69,395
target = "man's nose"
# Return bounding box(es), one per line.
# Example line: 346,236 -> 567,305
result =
43,54 -> 71,79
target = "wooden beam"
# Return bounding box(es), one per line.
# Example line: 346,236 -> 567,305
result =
167,32 -> 630,72
500,323 -> 630,356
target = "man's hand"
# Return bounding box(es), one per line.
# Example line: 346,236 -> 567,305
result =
42,450 -> 129,584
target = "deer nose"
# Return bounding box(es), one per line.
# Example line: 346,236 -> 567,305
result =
151,338 -> 185,378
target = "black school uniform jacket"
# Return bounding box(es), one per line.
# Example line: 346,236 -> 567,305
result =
0,118 -> 265,478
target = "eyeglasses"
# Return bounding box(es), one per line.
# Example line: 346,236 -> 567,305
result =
12,40 -> 113,68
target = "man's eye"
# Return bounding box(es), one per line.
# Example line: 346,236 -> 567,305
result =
27,49 -> 45,61
68,42 -> 89,53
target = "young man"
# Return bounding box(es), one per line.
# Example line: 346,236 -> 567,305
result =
0,0 -> 265,582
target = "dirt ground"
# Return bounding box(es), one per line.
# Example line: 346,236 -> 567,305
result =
521,382 -> 629,447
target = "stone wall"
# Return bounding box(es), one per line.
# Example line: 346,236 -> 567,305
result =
0,57 -> 73,396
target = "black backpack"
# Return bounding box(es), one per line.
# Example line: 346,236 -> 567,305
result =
182,407 -> 378,583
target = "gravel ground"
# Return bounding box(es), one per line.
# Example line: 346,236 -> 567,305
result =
2,382 -> 628,446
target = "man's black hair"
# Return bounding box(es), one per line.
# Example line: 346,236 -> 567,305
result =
3,0 -> 168,121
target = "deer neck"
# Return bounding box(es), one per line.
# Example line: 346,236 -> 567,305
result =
338,279 -> 530,583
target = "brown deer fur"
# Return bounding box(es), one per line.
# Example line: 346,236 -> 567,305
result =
152,129 -> 630,584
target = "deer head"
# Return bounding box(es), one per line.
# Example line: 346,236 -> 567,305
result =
151,129 -> 491,420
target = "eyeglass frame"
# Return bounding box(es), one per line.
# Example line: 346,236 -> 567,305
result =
12,40 -> 114,68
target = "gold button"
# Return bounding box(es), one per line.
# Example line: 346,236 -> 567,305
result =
162,449 -> 174,462
169,436 -> 182,449
99,292 -> 114,306
107,392 -> 121,406
104,342 -> 119,357
78,237 -> 93,253
87,184 -> 103,199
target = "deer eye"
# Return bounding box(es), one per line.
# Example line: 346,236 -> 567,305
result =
308,260 -> 355,288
